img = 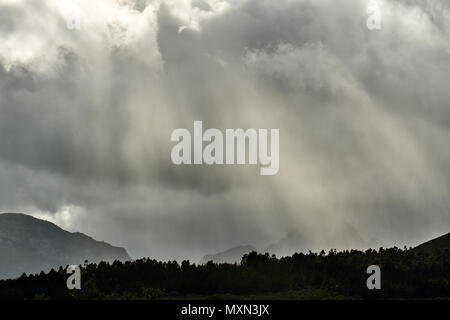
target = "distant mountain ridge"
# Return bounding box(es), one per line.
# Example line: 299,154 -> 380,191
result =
264,222 -> 380,257
200,230 -> 450,267
201,223 -> 386,264
199,245 -> 257,264
0,213 -> 130,279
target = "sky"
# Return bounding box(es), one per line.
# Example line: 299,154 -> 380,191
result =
0,0 -> 449,262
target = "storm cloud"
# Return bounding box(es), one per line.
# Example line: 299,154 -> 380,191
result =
0,0 -> 449,261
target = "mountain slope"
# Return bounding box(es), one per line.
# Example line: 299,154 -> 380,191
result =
0,213 -> 130,279
199,245 -> 257,264
414,232 -> 450,253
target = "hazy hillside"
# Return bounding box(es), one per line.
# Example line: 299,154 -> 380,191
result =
264,223 -> 376,257
414,232 -> 450,253
201,223 -> 380,263
0,213 -> 130,279
199,245 -> 256,264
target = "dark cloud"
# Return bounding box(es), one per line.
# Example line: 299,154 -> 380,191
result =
0,0 -> 449,260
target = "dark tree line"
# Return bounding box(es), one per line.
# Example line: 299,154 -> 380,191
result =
0,247 -> 449,300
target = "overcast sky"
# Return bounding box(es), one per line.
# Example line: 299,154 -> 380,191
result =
0,0 -> 449,261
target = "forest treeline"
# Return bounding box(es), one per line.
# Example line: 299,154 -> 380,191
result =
0,247 -> 449,300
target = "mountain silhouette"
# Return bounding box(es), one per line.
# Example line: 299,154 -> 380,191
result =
201,223 -> 378,262
199,245 -> 256,264
0,213 -> 130,279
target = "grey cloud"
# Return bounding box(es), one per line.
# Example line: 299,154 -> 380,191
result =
0,0 -> 449,260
